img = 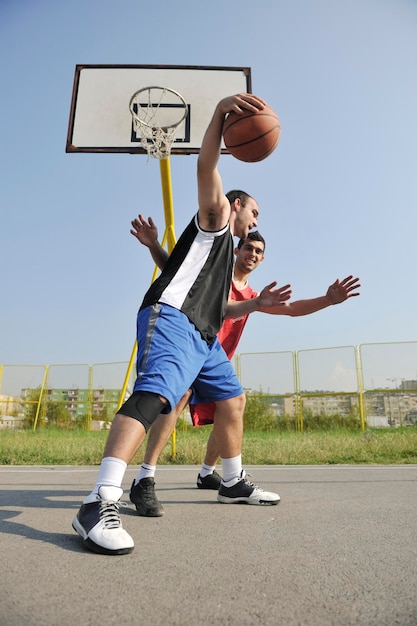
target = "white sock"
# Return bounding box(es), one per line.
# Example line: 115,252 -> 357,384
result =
221,454 -> 242,483
136,463 -> 156,483
89,456 -> 127,498
199,463 -> 216,478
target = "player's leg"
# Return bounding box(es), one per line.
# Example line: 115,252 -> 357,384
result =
192,341 -> 245,485
130,390 -> 191,517
190,402 -> 222,489
193,342 -> 280,506
102,411 -> 148,461
73,304 -> 207,554
143,390 -> 192,466
204,429 -> 220,466
72,393 -> 167,555
215,395 -> 280,505
196,428 -> 222,490
213,393 -> 246,460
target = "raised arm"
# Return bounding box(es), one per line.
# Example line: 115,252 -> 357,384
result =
257,275 -> 361,317
224,281 -> 293,319
197,93 -> 266,232
130,214 -> 169,271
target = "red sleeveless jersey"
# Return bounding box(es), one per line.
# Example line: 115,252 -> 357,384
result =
190,279 -> 257,426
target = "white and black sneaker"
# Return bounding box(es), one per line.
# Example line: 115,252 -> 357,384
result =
72,486 -> 134,555
217,470 -> 280,505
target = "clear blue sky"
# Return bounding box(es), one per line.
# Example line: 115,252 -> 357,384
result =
1,0 -> 416,367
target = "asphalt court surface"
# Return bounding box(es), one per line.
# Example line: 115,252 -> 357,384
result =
1,464 -> 416,626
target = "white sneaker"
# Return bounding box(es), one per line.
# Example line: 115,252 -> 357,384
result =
72,486 -> 134,555
217,470 -> 280,505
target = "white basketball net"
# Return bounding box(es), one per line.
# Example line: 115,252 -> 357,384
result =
129,86 -> 188,160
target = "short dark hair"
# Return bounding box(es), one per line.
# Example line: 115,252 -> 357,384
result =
225,189 -> 252,206
237,231 -> 266,252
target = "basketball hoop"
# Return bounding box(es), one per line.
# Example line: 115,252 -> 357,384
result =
129,86 -> 188,160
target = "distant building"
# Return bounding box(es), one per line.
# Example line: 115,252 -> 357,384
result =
8,383 -> 417,430
400,380 -> 417,391
0,415 -> 25,429
0,394 -> 21,416
21,387 -> 122,422
283,393 -> 358,417
366,415 -> 390,428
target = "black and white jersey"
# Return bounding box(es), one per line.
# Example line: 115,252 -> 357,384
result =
140,214 -> 234,344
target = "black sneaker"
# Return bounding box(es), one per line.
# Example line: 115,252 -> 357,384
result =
217,470 -> 280,505
72,486 -> 134,555
196,470 -> 222,490
129,477 -> 164,517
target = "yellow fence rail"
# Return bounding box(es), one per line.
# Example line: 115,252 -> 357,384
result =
1,341 -> 417,434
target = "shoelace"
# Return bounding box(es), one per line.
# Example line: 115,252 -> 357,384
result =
99,500 -> 122,529
242,472 -> 261,490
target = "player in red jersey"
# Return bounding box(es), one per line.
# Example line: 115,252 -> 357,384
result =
128,215 -> 360,516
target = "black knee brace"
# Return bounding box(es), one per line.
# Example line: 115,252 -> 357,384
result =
118,391 -> 168,432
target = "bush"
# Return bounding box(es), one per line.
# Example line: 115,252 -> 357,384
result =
244,394 -> 277,431
301,410 -> 361,432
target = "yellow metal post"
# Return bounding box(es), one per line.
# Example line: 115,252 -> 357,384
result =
159,157 -> 176,248
355,345 -> 366,431
86,365 -> 94,431
159,157 -> 177,457
33,365 -> 49,431
293,351 -> 303,432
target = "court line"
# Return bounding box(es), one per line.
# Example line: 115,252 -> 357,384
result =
0,464 -> 416,474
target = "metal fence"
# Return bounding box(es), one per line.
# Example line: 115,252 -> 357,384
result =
1,341 -> 417,432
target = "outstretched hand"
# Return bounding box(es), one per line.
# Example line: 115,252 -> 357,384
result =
130,214 -> 158,248
258,281 -> 292,309
327,276 -> 361,304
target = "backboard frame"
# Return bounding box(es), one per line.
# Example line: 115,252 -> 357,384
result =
66,64 -> 252,155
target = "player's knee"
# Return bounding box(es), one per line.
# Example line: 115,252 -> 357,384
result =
118,391 -> 168,432
234,393 -> 246,413
215,393 -> 246,419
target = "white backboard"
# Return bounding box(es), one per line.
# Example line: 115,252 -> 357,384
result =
66,64 -> 252,155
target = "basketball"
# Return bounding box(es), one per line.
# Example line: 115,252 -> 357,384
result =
222,103 -> 281,162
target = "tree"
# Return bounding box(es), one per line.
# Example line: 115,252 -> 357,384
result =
46,402 -> 72,428
244,393 -> 277,431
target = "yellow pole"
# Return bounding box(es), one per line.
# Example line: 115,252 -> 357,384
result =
355,345 -> 366,431
86,365 -> 94,430
159,157 -> 176,247
159,157 -> 177,457
33,365 -> 49,431
293,351 -> 303,432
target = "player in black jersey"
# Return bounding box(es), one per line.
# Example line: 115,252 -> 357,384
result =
72,93 -> 292,555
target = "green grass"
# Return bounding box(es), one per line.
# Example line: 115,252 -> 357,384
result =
1,426 -> 417,465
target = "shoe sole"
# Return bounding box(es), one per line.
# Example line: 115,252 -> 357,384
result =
217,495 -> 280,505
129,494 -> 164,517
72,516 -> 134,555
131,503 -> 164,517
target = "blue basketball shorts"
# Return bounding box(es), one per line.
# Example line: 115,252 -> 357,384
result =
133,303 -> 243,412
